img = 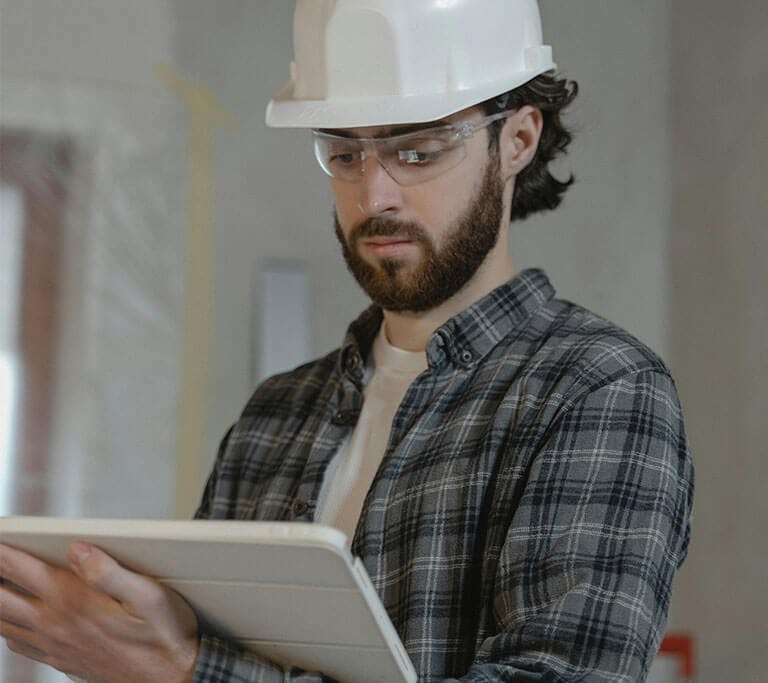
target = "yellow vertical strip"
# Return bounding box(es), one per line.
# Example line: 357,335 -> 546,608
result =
155,64 -> 234,518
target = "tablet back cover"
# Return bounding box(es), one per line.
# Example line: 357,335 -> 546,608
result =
0,518 -> 416,683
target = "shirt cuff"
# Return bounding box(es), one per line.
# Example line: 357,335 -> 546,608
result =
192,633 -> 285,683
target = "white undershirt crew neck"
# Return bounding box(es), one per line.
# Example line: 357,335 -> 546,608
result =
316,323 -> 428,543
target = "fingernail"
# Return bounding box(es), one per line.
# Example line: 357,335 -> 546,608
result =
69,542 -> 92,566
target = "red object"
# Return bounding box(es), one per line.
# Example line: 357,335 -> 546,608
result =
659,634 -> 695,679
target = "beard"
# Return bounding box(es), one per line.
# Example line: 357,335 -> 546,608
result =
334,156 -> 506,313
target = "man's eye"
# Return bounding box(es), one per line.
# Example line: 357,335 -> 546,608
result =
329,152 -> 358,166
393,136 -> 456,165
397,148 -> 443,165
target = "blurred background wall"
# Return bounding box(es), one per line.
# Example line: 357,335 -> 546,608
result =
0,1 -> 765,681
0,0 -> 185,525
667,2 -> 768,681
1,4 -> 185,679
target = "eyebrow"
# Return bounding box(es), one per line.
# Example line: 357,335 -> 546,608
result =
320,119 -> 453,139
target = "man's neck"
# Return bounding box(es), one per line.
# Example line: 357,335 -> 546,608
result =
382,253 -> 517,352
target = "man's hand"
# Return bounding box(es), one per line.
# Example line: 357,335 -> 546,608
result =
0,541 -> 199,683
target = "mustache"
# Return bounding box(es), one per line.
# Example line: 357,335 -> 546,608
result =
350,216 -> 429,244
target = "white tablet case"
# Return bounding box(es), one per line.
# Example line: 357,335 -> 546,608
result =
0,518 -> 417,683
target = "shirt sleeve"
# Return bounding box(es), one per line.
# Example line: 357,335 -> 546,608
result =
194,424 -> 233,521
449,369 -> 694,681
191,635 -> 283,683
192,635 -> 343,683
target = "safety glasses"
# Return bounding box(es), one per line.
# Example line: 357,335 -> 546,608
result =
312,110 -> 515,186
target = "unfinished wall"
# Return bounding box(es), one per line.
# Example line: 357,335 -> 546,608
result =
668,2 -> 768,680
0,0 -> 183,522
524,0 -> 672,358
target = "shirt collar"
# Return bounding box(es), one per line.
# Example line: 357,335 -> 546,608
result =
339,305 -> 382,382
338,268 -> 555,376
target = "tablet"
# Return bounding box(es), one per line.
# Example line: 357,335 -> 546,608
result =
0,517 -> 417,683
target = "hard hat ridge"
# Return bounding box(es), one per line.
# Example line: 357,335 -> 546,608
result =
267,0 -> 556,129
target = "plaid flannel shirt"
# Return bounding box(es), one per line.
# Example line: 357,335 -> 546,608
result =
191,269 -> 694,682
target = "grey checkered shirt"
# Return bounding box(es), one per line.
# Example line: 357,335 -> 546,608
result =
191,269 -> 694,682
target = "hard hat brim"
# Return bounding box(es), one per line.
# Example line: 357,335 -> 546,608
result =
265,65 -> 556,129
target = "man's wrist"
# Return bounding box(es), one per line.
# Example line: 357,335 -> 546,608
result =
174,635 -> 201,683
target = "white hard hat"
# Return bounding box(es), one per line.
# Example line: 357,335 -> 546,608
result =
266,0 -> 556,129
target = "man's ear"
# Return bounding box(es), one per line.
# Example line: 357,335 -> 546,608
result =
499,105 -> 543,181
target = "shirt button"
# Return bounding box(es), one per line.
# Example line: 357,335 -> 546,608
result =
291,499 -> 309,517
332,410 -> 356,425
460,350 -> 473,363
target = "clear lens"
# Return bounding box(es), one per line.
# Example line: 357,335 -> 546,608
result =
314,131 -> 467,185
314,136 -> 365,180
312,110 -> 514,186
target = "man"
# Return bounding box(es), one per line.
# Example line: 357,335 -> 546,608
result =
0,1 -> 694,681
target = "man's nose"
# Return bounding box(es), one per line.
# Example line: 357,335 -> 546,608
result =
355,152 -> 402,218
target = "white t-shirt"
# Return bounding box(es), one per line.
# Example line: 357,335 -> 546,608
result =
317,324 -> 427,542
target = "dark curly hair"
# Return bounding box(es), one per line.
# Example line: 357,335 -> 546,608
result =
481,71 -> 578,222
